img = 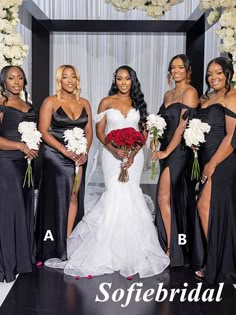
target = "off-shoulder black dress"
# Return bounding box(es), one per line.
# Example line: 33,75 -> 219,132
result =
0,105 -> 36,282
197,103 -> 236,284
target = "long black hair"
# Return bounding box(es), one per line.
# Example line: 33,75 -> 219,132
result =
109,65 -> 148,131
0,65 -> 29,105
204,57 -> 234,98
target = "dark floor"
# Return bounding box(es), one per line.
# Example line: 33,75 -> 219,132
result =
1,266 -> 236,315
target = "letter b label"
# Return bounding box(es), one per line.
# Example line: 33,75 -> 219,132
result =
178,234 -> 187,245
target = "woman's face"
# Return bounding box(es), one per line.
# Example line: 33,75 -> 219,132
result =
115,69 -> 132,95
61,67 -> 78,93
170,57 -> 187,82
5,67 -> 24,96
207,62 -> 226,91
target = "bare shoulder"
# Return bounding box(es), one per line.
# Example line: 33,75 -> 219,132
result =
183,85 -> 198,97
225,88 -> 236,113
41,95 -> 57,110
80,97 -> 91,108
97,96 -> 112,113
163,89 -> 173,102
182,85 -> 198,108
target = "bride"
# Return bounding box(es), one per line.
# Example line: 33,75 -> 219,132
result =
45,65 -> 170,278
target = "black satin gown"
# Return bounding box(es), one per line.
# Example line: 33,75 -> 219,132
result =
35,106 -> 88,261
197,103 -> 236,284
155,102 -> 198,267
0,105 -> 36,282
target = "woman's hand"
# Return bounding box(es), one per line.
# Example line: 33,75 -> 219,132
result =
152,150 -> 168,161
201,162 -> 216,184
21,144 -> 38,159
111,147 -> 129,160
123,154 -> 134,169
75,153 -> 87,166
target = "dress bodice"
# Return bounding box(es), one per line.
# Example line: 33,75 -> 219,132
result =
158,102 -> 190,148
0,104 -> 36,159
197,103 -> 236,163
96,108 -> 140,133
49,106 -> 88,143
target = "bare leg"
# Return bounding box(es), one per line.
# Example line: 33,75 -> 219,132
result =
195,179 -> 212,277
157,167 -> 171,255
67,166 -> 83,237
197,179 -> 212,240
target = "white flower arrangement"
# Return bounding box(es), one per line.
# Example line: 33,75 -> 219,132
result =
104,0 -> 184,19
183,118 -> 211,181
200,0 -> 236,82
146,113 -> 167,180
18,121 -> 42,187
0,0 -> 28,69
63,127 -> 87,192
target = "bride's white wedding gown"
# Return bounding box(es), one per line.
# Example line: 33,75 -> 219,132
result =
45,107 -> 170,278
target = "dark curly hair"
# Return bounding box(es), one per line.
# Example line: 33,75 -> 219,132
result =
0,65 -> 29,105
204,57 -> 234,98
108,65 -> 148,131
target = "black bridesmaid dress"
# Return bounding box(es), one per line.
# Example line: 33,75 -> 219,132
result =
197,103 -> 236,284
35,106 -> 88,261
155,102 -> 196,267
0,105 -> 36,282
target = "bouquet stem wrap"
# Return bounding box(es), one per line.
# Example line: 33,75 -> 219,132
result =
118,157 -> 129,183
73,164 -> 80,193
151,129 -> 159,181
23,159 -> 33,188
191,150 -> 201,181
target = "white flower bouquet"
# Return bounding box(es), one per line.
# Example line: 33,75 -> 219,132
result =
63,127 -> 87,192
183,118 -> 211,181
146,113 -> 167,180
18,121 -> 42,187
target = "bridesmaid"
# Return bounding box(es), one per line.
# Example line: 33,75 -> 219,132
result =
196,57 -> 236,284
152,54 -> 198,267
35,65 -> 92,261
0,66 -> 38,282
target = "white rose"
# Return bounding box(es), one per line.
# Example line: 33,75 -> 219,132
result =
207,10 -> 220,25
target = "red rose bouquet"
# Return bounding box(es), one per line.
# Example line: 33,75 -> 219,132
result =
105,127 -> 146,182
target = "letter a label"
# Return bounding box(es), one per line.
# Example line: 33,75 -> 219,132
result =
43,230 -> 54,241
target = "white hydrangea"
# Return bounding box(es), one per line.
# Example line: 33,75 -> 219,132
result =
146,113 -> 167,137
104,0 -> 183,19
18,121 -> 42,150
63,127 -> 87,155
183,119 -> 211,148
0,0 -> 28,68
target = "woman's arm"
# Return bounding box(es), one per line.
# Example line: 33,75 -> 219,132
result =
83,99 -> 93,153
75,99 -> 93,166
96,98 -> 129,160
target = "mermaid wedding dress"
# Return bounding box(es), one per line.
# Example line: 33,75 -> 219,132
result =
45,107 -> 169,278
